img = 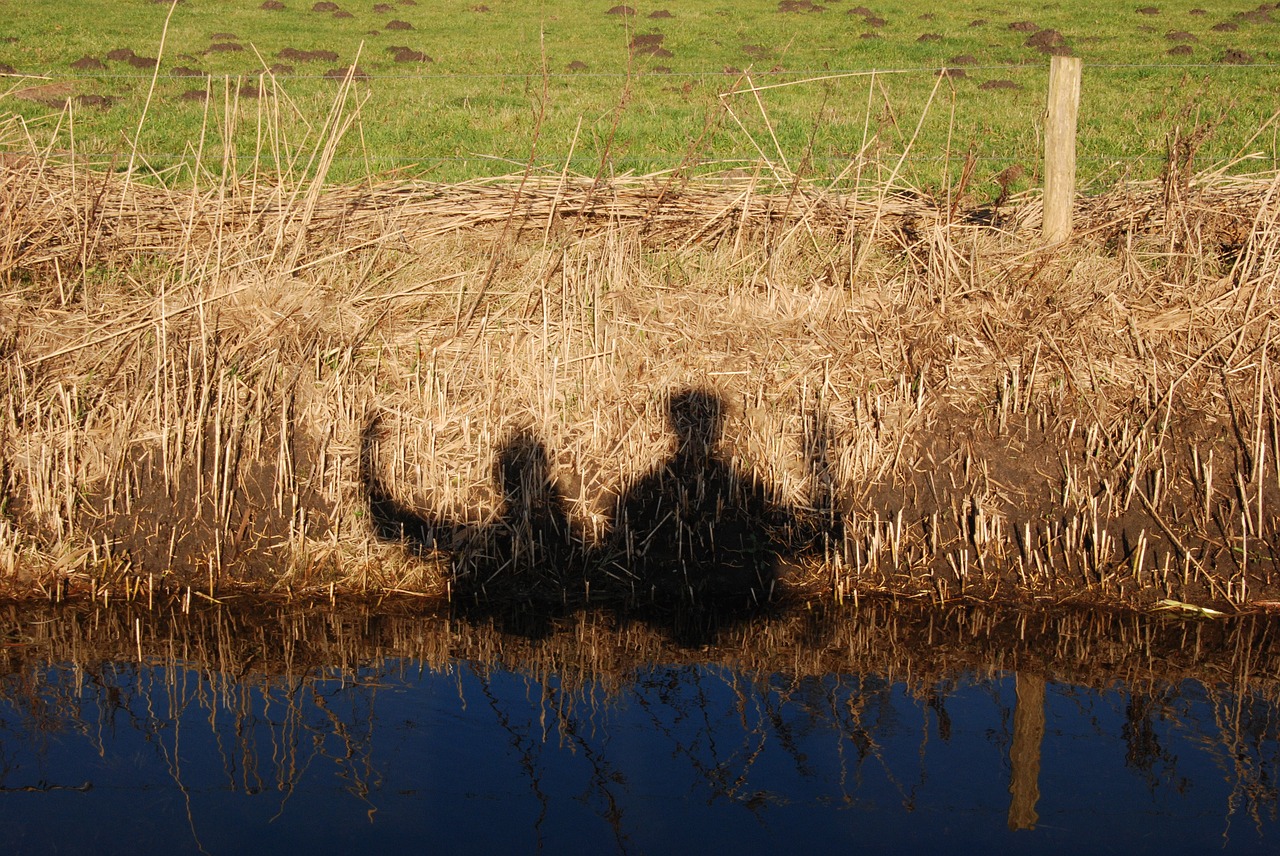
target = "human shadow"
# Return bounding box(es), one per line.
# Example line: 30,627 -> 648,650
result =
361,418 -> 589,638
602,388 -> 840,644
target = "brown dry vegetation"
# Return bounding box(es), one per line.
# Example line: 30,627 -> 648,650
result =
1,100 -> 1279,617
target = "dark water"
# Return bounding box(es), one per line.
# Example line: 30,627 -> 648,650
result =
1,602 -> 1278,855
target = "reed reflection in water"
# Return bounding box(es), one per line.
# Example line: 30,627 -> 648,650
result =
0,602 -> 1278,854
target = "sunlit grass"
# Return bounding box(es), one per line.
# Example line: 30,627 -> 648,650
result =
1,0 -> 1278,189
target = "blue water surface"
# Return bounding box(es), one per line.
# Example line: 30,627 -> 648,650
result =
0,622 -> 1276,855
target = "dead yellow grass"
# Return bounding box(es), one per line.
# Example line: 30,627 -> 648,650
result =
1,103 -> 1279,614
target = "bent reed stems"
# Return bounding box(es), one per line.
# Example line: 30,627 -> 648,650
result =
1,69 -> 1279,616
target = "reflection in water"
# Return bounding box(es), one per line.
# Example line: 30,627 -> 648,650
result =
1008,672 -> 1046,831
0,602 -> 1278,854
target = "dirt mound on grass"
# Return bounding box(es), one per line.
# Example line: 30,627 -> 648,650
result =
390,47 -> 432,62
70,56 -> 106,70
1025,29 -> 1066,50
278,47 -> 340,62
324,65 -> 370,79
74,94 -> 113,109
778,0 -> 825,12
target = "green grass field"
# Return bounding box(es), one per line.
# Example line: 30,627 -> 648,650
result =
2,0 -> 1279,193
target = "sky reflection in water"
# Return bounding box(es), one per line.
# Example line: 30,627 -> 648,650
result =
0,608 -> 1277,855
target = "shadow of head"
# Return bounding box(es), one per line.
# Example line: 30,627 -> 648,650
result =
668,388 -> 724,457
494,429 -> 557,507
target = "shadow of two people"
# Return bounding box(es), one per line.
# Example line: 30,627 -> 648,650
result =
362,387 -> 841,642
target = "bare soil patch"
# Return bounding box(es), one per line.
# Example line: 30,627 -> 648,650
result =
1165,30 -> 1196,42
390,47 -> 431,62
649,10 -> 672,18
386,18 -> 413,29
606,5 -> 634,15
778,0 -> 826,12
207,42 -> 244,53
261,1 -> 286,9
1025,29 -> 1066,50
1236,9 -> 1274,23
917,33 -> 942,42
278,47 -> 340,62
1212,22 -> 1239,32
12,81 -> 75,105
1221,48 -> 1254,63
1167,44 -> 1194,56
1008,20 -> 1038,32
566,60 -> 588,71
312,1 -> 340,11
105,48 -> 135,61
70,56 -> 106,70
324,64 -> 369,79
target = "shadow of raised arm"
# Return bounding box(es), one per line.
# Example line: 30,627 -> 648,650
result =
361,416 -> 590,635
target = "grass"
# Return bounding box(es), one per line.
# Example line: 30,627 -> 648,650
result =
0,0 -> 1278,188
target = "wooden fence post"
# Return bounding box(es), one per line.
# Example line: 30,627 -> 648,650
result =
1043,56 -> 1082,244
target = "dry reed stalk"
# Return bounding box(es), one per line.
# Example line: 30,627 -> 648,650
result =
0,95 -> 1279,615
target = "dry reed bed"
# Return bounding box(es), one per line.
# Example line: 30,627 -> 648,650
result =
1,147 -> 1279,613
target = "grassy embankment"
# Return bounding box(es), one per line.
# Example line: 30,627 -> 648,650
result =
1,1 -> 1279,615
2,0 -> 1278,186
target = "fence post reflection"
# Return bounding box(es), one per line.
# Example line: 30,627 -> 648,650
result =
1008,672 -> 1046,831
